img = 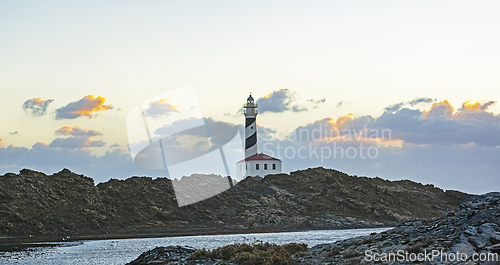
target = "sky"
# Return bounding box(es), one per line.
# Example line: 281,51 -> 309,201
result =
0,1 -> 499,194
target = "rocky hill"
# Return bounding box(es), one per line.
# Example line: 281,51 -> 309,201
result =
0,167 -> 469,241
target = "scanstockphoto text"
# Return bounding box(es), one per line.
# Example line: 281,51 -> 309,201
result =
364,249 -> 499,263
260,125 -> 392,161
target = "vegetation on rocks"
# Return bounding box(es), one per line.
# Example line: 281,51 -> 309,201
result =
190,242 -> 308,265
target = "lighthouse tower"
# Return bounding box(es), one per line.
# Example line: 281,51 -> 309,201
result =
244,94 -> 258,158
237,93 -> 282,179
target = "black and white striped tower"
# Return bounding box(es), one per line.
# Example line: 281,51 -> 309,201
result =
244,94 -> 258,158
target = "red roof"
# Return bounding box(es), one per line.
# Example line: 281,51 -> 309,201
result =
237,153 -> 281,163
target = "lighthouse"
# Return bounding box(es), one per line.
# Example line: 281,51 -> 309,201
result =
237,93 -> 282,179
244,94 -> 258,158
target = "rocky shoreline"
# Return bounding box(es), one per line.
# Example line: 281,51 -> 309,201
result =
127,192 -> 499,265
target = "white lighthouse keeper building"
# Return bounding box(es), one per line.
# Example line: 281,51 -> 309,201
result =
236,94 -> 282,179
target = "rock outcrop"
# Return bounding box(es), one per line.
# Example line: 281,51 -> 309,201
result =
0,167 -> 470,239
295,192 -> 500,264
126,246 -> 236,265
127,242 -> 307,265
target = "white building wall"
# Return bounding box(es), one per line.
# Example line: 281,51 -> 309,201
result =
236,160 -> 282,179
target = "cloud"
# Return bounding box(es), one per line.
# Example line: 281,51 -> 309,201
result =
9,131 -> 18,135
281,99 -> 500,148
0,138 -> 163,183
0,139 -> 30,170
49,126 -> 105,149
370,101 -> 500,147
307,98 -> 326,109
49,136 -> 105,149
409,97 -> 436,106
461,100 -> 496,111
257,124 -> 278,138
55,95 -> 113,119
259,135 -> 500,194
237,123 -> 278,142
256,100 -> 500,194
0,103 -> 499,194
334,113 -> 374,131
257,89 -> 300,114
257,89 -> 325,114
55,126 -> 103,137
421,100 -> 498,125
287,115 -> 379,143
154,117 -> 278,147
153,118 -> 278,148
133,117 -> 241,167
154,118 -> 208,137
22,97 -> 54,116
452,100 -> 498,126
385,97 -> 436,112
287,117 -> 335,141
422,100 -> 455,119
153,117 -> 239,154
0,139 -> 138,182
130,116 -> 249,179
146,99 -> 178,118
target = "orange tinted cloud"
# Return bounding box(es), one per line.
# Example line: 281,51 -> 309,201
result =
262,89 -> 286,99
50,126 -> 105,149
55,126 -> 103,137
55,95 -> 113,119
422,100 -> 455,119
334,113 -> 356,129
453,100 -> 498,121
422,100 -> 497,119
291,115 -> 388,144
461,100 -> 496,111
0,138 -> 4,148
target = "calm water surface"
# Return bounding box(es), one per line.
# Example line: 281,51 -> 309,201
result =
0,227 -> 390,265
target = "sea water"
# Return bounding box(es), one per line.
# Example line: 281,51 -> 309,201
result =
0,227 -> 390,265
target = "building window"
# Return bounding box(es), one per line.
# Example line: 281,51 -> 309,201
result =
273,164 -> 276,170
264,164 -> 267,170
256,164 -> 259,170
